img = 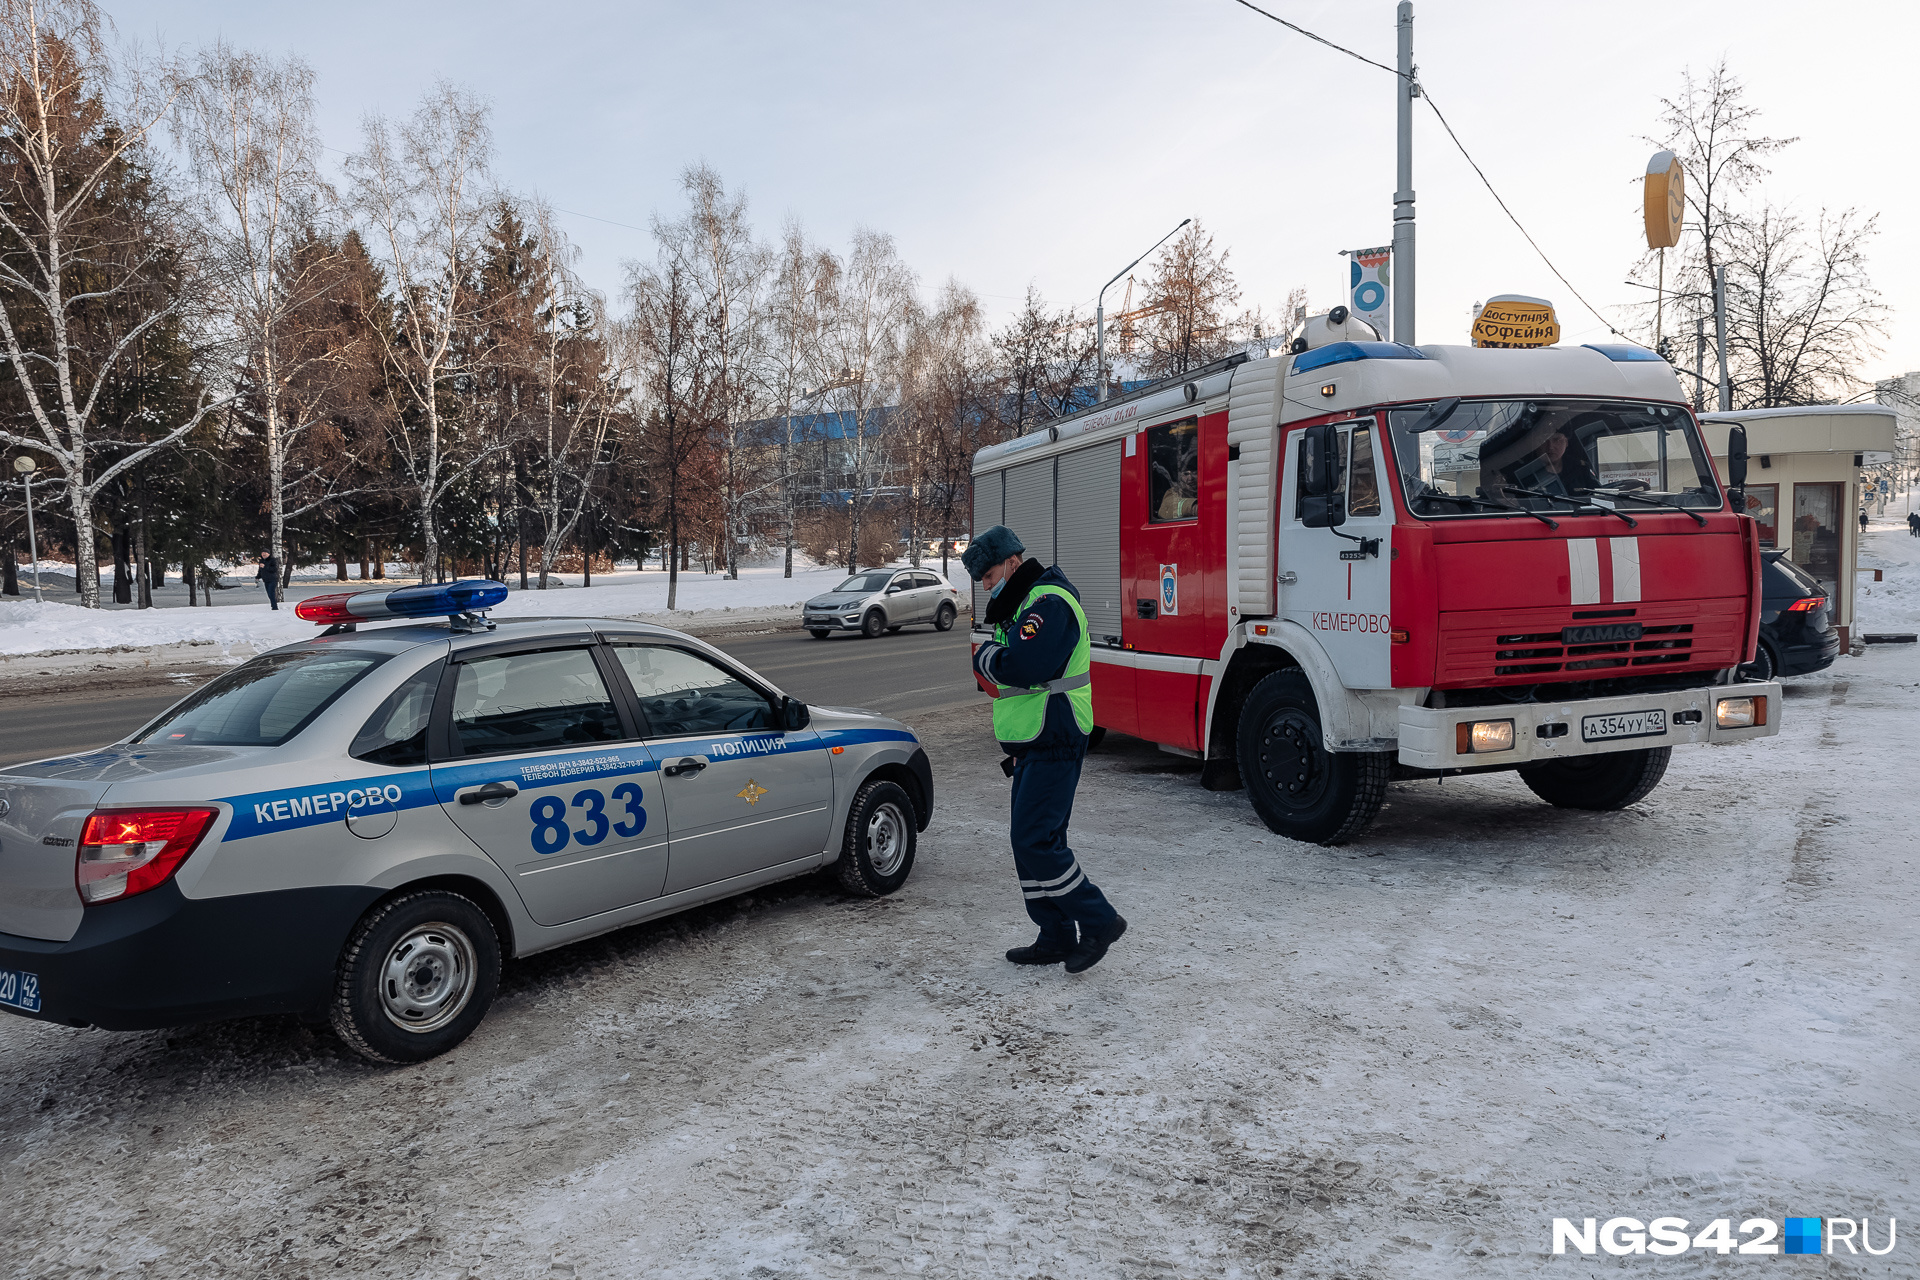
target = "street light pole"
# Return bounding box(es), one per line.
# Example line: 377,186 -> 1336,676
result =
1097,217 -> 1191,403
1392,1 -> 1417,345
13,455 -> 42,603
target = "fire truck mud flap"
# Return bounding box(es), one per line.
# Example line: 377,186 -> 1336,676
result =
1396,681 -> 1782,771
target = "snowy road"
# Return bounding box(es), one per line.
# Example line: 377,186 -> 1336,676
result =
2,531 -> 1917,1278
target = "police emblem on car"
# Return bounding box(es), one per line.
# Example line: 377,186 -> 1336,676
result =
0,580 -> 935,1065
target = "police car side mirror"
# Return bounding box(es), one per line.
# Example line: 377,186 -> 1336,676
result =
780,696 -> 810,731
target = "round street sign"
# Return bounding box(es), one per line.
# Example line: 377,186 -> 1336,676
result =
1644,150 -> 1685,250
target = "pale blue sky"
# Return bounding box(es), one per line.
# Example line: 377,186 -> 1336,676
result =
111,0 -> 1918,381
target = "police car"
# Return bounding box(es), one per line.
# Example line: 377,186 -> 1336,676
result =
0,581 -> 932,1064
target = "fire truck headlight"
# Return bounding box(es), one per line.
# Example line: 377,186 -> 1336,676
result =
1715,696 -> 1763,728
1457,719 -> 1515,754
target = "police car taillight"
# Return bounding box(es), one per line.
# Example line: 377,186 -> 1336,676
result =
75,808 -> 218,904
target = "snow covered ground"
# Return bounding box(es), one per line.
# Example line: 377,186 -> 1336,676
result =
0,558 -> 883,658
1,533 -> 1916,1277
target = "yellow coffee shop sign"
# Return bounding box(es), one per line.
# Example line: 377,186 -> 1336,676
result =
1471,295 -> 1559,348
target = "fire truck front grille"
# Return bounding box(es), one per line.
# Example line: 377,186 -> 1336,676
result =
1446,610 -> 1731,686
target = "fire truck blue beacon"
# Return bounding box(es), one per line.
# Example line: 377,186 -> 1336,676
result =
0,583 -> 934,1063
965,525 -> 1129,975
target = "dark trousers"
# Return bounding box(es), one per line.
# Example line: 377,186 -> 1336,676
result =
263,578 -> 279,610
1008,754 -> 1118,946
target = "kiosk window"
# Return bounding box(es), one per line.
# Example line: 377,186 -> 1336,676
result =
1147,419 -> 1199,523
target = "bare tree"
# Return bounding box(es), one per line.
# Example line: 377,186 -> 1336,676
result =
0,0 -> 230,607
627,233 -> 710,609
819,228 -> 913,573
766,219 -> 833,578
347,82 -> 498,580
1723,206 -> 1884,408
989,285 -> 1097,437
897,279 -> 985,571
175,42 -> 339,575
1135,220 -> 1244,379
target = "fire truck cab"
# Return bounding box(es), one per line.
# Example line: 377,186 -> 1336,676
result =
970,319 -> 1781,845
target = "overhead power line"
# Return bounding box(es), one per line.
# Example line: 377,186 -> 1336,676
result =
1224,0 -> 1626,340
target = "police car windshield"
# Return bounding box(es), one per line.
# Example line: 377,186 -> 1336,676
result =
134,650 -> 388,747
1388,399 -> 1720,518
836,572 -> 895,593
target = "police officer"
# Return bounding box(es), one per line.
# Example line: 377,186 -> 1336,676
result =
963,525 -> 1126,973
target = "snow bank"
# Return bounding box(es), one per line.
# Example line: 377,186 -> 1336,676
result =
0,560 -> 871,657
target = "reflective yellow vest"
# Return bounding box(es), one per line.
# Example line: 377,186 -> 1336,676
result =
989,582 -> 1094,742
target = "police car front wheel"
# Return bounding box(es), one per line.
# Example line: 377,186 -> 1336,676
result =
836,779 -> 917,897
330,889 -> 501,1065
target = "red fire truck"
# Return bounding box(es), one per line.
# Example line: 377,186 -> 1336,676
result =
970,311 -> 1781,845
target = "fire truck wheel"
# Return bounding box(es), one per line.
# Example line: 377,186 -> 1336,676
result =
861,610 -> 886,639
1236,669 -> 1389,846
1518,747 -> 1671,811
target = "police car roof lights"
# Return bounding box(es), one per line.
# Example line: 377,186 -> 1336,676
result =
295,579 -> 509,631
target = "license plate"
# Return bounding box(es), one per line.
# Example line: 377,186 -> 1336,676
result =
0,967 -> 41,1013
1581,709 -> 1668,742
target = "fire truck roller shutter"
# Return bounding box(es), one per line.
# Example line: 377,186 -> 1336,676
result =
1227,356 -> 1286,616
1054,442 -> 1124,647
971,471 -> 1004,625
1003,460 -> 1055,572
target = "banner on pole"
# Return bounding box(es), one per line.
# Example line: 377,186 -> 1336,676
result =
1347,246 -> 1392,337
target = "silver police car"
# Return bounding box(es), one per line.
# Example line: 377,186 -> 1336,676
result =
803,567 -> 962,639
0,592 -> 932,1064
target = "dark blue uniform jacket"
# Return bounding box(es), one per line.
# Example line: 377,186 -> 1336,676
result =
971,560 -> 1088,761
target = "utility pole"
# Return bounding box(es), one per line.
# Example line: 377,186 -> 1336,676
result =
1714,265 -> 1731,412
1693,316 -> 1706,414
1392,1 -> 1417,345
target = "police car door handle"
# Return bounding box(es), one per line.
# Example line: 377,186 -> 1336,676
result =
663,757 -> 707,778
459,781 -> 519,805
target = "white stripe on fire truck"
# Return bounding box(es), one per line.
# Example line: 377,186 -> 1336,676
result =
1567,539 -> 1601,605
1610,537 -> 1642,602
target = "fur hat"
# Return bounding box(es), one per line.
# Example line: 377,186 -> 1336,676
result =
961,525 -> 1025,581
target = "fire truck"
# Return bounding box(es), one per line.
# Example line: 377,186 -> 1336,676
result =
970,310 -> 1781,845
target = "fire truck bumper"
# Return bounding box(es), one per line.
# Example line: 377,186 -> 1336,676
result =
1396,680 -> 1783,771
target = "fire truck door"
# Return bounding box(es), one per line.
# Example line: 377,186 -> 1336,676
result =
1280,420 -> 1394,690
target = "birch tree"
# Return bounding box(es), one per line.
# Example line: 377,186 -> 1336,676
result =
0,0 -> 227,606
627,234 -> 708,609
765,219 -> 833,577
347,82 -> 497,579
819,228 -> 913,573
174,43 -> 336,576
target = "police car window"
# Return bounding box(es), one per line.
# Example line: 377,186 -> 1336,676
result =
134,650 -> 387,747
1147,419 -> 1199,523
449,648 -> 624,758
612,645 -> 774,737
349,662 -> 443,766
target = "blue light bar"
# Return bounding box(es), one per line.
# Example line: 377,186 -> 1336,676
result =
1581,343 -> 1666,363
1290,341 -> 1428,376
383,579 -> 510,618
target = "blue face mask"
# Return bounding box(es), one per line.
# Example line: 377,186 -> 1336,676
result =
987,577 -> 1007,599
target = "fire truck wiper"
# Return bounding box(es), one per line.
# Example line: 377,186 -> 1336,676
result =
1418,489 -> 1558,529
1503,485 -> 1638,528
1586,486 -> 1710,527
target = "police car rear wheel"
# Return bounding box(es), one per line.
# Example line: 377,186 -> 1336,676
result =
330,890 -> 500,1065
837,779 -> 916,897
1236,669 -> 1389,846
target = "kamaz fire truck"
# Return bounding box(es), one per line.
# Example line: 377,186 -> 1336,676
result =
970,310 -> 1781,845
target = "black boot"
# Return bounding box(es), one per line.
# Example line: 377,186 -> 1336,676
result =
1006,934 -> 1075,965
1064,916 -> 1127,974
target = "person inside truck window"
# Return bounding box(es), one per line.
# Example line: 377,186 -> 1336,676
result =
1147,419 -> 1199,522
1496,423 -> 1598,504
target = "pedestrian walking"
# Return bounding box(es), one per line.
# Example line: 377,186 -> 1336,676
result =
257,551 -> 281,610
963,525 -> 1126,974
1859,509 -> 1869,535
1908,511 -> 1918,537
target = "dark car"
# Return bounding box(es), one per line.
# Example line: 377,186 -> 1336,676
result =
1740,550 -> 1840,680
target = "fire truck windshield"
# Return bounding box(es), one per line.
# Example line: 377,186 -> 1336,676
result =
1387,398 -> 1721,519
